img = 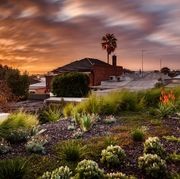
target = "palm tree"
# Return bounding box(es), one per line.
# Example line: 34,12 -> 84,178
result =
101,33 -> 117,64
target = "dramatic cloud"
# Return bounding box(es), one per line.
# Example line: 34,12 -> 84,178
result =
0,0 -> 179,73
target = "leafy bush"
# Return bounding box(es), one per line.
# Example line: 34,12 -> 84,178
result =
0,158 -> 28,179
63,103 -> 74,117
0,138 -> 11,154
101,145 -> 126,167
103,115 -> 116,124
131,128 -> 145,142
38,104 -> 63,123
75,159 -> 104,179
26,135 -> 48,154
106,172 -> 136,179
39,166 -> 72,179
144,137 -> 166,158
0,65 -> 29,99
57,140 -> 88,163
138,154 -> 167,178
52,72 -> 90,97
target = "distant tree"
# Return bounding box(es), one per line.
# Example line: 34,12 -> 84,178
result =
0,65 -> 29,99
52,72 -> 90,97
101,33 -> 117,64
161,67 -> 170,75
0,81 -> 16,112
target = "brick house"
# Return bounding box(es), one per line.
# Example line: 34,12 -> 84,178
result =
45,56 -> 123,92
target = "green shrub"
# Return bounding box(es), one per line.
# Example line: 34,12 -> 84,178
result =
169,152 -> 180,162
103,136 -> 117,147
5,128 -> 30,144
57,140 -> 88,163
0,158 -> 28,179
38,104 -> 63,123
101,145 -> 126,167
52,72 -> 90,97
39,166 -> 72,179
63,103 -> 74,117
162,135 -> 180,142
26,135 -> 48,154
142,88 -> 161,108
144,137 -> 166,158
131,128 -> 145,142
106,172 -> 136,179
0,138 -> 11,154
0,111 -> 38,143
117,91 -> 139,111
75,159 -> 104,179
0,110 -> 38,130
78,113 -> 95,132
138,154 -> 167,178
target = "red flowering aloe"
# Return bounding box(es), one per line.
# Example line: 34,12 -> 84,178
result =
158,89 -> 176,118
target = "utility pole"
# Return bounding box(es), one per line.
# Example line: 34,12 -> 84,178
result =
141,49 -> 146,77
160,58 -> 162,71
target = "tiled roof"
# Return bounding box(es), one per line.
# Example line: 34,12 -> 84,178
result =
52,58 -> 111,73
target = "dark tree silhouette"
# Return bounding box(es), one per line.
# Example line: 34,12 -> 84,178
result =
161,67 -> 170,75
101,33 -> 117,64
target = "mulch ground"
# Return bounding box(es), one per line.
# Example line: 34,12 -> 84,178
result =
0,116 -> 179,178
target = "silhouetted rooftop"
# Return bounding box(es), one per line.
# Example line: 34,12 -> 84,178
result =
52,58 -> 112,73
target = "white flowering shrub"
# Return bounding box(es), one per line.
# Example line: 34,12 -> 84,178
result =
106,172 -> 136,179
103,116 -> 116,124
39,166 -> 72,179
138,154 -> 167,178
144,137 -> 166,158
101,145 -> 126,167
75,159 -> 104,179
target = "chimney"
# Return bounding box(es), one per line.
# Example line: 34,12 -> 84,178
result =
112,55 -> 117,66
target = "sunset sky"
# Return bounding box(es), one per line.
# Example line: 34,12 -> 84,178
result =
0,0 -> 180,74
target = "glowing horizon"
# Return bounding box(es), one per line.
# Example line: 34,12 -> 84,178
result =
0,0 -> 180,74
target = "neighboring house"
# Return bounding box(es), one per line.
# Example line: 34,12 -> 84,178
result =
29,77 -> 46,94
45,56 -> 123,92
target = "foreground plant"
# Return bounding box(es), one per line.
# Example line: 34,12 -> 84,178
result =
0,110 -> 38,143
26,135 -> 48,154
106,172 -> 136,179
57,140 -> 88,163
101,145 -> 126,167
38,104 -> 62,123
77,113 -> 96,132
144,137 -> 166,158
0,138 -> 11,154
39,166 -> 72,179
138,154 -> 167,178
0,158 -> 28,179
157,89 -> 176,118
75,159 -> 104,179
131,127 -> 146,142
